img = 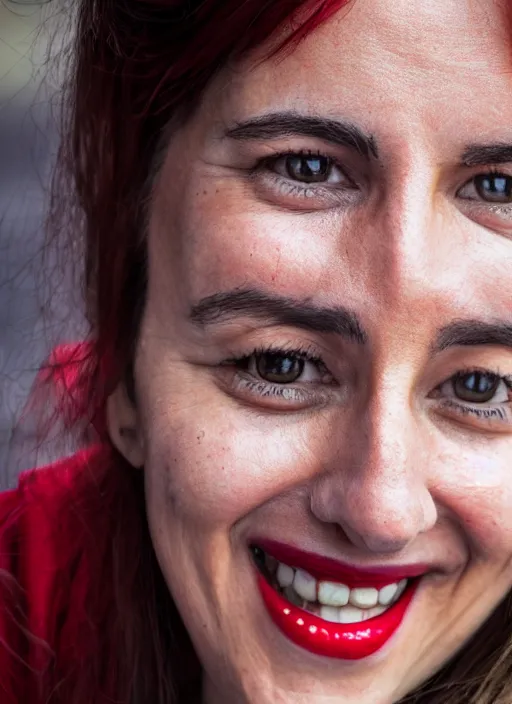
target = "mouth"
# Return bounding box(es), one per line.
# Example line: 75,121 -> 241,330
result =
251,540 -> 422,661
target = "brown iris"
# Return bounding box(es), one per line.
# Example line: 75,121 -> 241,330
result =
474,174 -> 512,204
284,154 -> 331,183
255,353 -> 305,383
452,372 -> 499,403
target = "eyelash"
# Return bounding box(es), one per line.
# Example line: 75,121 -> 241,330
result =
437,367 -> 512,422
225,344 -> 331,405
252,151 -> 512,215
458,167 -> 512,215
223,348 -> 512,422
227,345 -> 326,376
253,149 -> 355,200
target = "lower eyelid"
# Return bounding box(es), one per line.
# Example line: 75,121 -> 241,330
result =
438,398 -> 511,423
231,371 -> 340,406
233,375 -> 317,404
253,173 -> 360,207
238,377 -> 300,396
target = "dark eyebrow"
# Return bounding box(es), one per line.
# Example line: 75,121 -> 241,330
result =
189,289 -> 368,343
225,111 -> 379,160
191,295 -> 512,355
462,144 -> 512,167
434,320 -> 512,352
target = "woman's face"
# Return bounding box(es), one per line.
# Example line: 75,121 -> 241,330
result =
110,0 -> 512,701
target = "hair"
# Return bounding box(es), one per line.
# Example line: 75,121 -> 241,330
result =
21,0 -> 512,702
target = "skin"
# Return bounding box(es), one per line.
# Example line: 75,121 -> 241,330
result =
108,0 -> 512,701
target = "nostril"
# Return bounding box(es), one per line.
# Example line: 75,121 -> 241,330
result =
334,512 -> 422,555
360,532 -> 415,556
310,471 -> 432,555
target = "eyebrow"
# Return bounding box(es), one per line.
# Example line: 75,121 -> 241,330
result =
189,289 -> 368,343
461,144 -> 512,167
434,320 -> 512,352
225,111 -> 379,160
191,292 -> 512,355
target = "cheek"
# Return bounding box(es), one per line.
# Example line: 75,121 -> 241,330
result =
432,443 -> 512,560
151,165 -> 371,307
139,370 -> 326,529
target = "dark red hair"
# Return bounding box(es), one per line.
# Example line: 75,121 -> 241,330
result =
37,1 -> 512,702
46,2 -> 355,703
56,0 -> 349,431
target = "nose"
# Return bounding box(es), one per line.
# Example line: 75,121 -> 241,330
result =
310,401 -> 438,555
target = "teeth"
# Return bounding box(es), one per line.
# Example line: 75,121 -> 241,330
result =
320,605 -> 340,623
338,605 -> 365,624
363,605 -> 387,620
271,558 -> 410,620
293,569 -> 317,602
283,585 -> 303,607
349,587 -> 379,609
378,583 -> 399,606
396,579 -> 408,599
276,563 -> 294,588
318,581 -> 350,607
320,603 -> 389,624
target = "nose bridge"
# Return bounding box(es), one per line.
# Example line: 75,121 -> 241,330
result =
359,400 -> 424,537
310,151 -> 443,553
311,386 -> 437,555
373,144 -> 442,306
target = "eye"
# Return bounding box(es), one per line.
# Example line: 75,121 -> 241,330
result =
251,351 -> 316,384
234,350 -> 328,385
458,173 -> 512,204
272,153 -> 347,185
254,352 -> 304,383
440,371 -> 510,404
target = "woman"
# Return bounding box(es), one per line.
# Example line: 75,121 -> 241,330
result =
2,0 -> 512,701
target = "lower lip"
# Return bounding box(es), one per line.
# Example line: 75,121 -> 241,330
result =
256,573 -> 418,660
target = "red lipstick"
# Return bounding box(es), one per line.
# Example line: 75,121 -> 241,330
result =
257,573 -> 417,660
257,539 -> 427,589
253,541 -> 422,660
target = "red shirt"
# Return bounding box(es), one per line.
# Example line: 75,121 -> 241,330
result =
0,447 -> 114,703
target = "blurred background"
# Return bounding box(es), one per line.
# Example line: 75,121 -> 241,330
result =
0,0 -> 81,484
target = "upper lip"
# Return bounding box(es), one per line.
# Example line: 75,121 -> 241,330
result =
254,539 -> 430,589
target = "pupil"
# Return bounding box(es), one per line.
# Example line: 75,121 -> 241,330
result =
256,353 -> 304,383
453,372 -> 499,403
286,155 -> 329,183
475,174 -> 512,203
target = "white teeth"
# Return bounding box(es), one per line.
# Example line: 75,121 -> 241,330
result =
396,579 -> 408,599
348,587 -> 379,609
338,605 -> 365,624
283,585 -> 303,607
378,583 -> 399,606
276,563 -> 295,588
321,603 -> 388,624
272,558 -> 410,620
320,605 -> 340,623
293,569 -> 317,602
362,605 -> 387,621
318,581 -> 350,607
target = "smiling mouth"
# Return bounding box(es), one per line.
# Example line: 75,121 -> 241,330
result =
250,542 -> 423,660
253,546 -> 408,622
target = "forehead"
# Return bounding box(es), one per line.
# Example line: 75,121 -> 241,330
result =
148,0 -> 512,336
209,0 -> 511,141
